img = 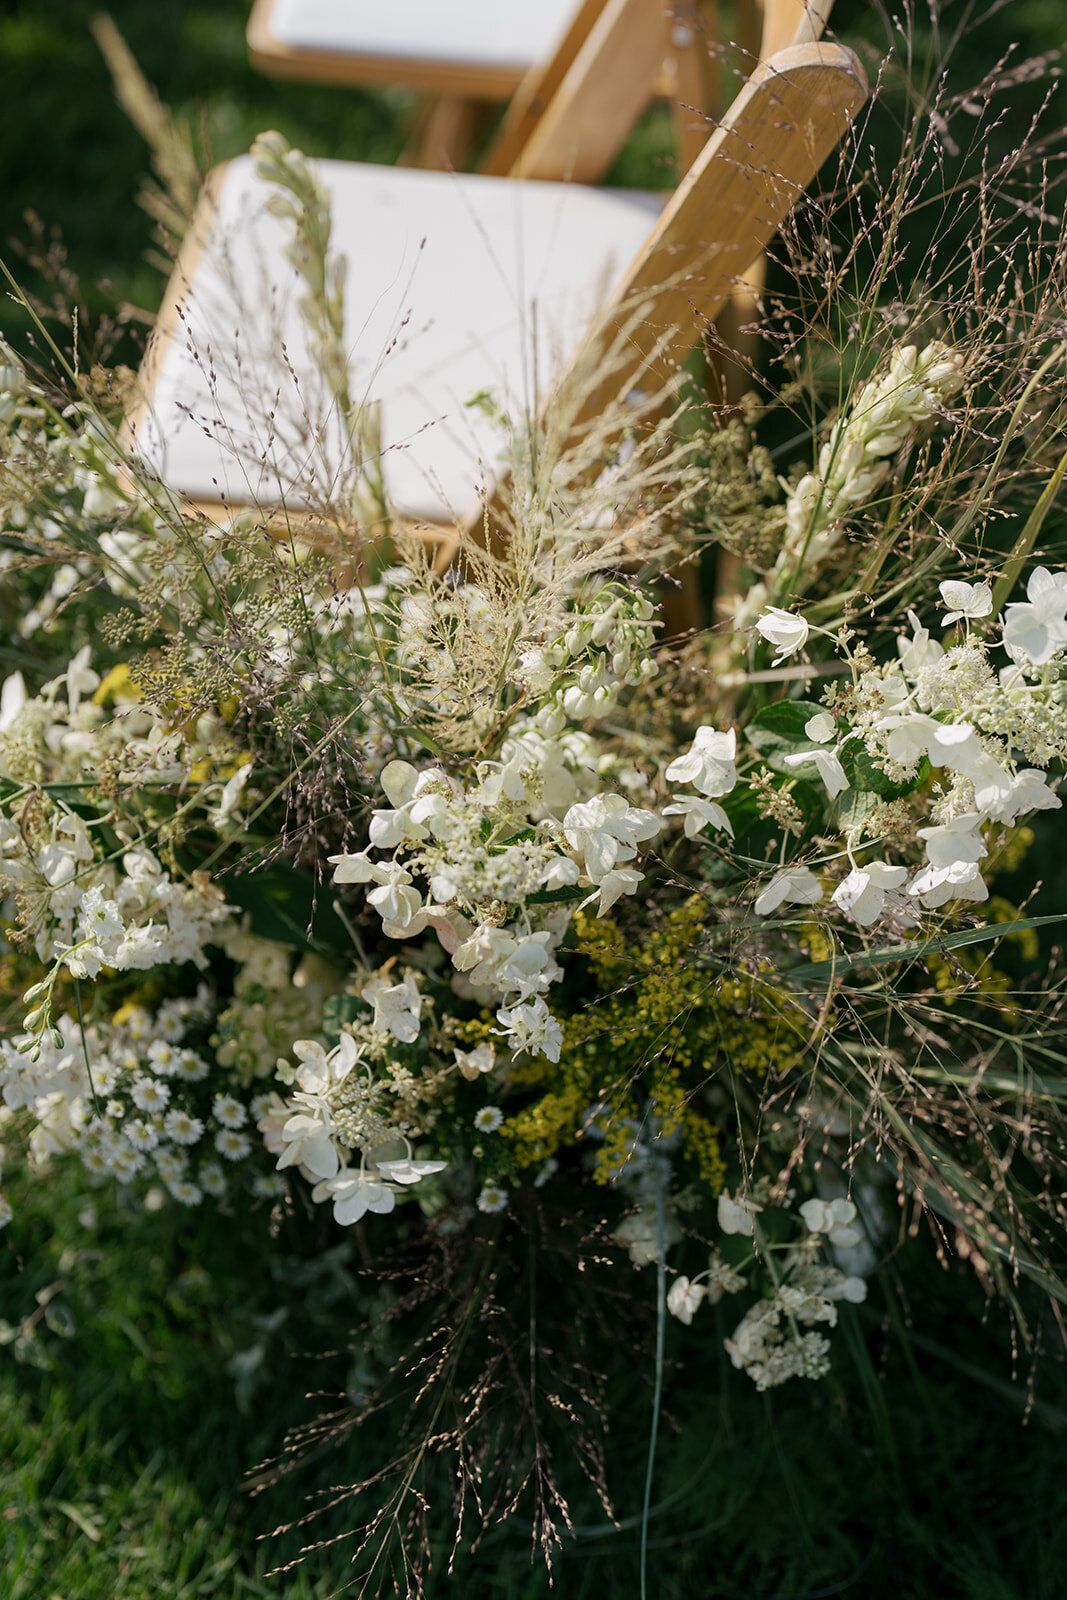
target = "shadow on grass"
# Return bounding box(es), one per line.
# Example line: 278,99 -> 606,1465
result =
3,1154 -> 1067,1600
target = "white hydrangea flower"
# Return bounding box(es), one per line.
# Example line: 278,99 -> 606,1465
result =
494,997 -> 563,1063
361,972 -> 422,1043
664,727 -> 737,798
662,794 -> 734,839
754,607 -> 809,663
373,1153 -> 447,1186
562,792 -> 660,880
454,1043 -> 495,1081
753,865 -> 823,917
831,862 -> 908,926
798,1197 -> 864,1248
276,1106 -> 339,1180
667,1275 -> 707,1325
804,712 -> 837,743
717,1190 -> 760,1236
782,745 -> 850,800
908,857 -> 989,909
319,1168 -> 396,1225
939,579 -> 992,626
1002,567 -> 1067,665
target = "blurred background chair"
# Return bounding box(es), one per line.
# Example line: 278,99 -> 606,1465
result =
247,0 -> 834,174
126,40 -> 865,546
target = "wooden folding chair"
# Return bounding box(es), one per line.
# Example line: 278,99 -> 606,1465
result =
245,0 -> 832,175
246,0 -> 617,169
126,42 -> 865,554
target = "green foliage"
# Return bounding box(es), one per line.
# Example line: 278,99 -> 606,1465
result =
223,861 -> 348,953
4,1156 -> 1067,1598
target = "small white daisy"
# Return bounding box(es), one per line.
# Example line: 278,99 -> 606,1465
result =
212,1094 -> 247,1129
473,1106 -> 504,1134
175,1051 -> 210,1082
198,1163 -> 227,1198
476,1184 -> 508,1214
123,1007 -> 152,1041
124,1118 -> 159,1152
109,1146 -> 145,1183
155,1149 -> 186,1183
131,1076 -> 170,1113
168,1179 -> 203,1206
251,1173 -> 287,1199
215,1129 -> 251,1162
147,1040 -> 179,1075
153,1006 -> 186,1043
163,1108 -> 204,1147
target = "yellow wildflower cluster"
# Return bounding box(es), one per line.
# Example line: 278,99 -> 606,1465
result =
499,898 -> 805,1192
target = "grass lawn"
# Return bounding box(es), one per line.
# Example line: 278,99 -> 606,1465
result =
4,1154 -> 1067,1598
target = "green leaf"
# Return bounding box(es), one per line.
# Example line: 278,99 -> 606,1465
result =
746,700 -> 825,771
323,993 -> 365,1034
527,883 -> 588,907
223,863 -> 350,953
392,724 -> 446,758
788,914 -> 1065,982
830,788 -> 883,831
838,741 -> 917,799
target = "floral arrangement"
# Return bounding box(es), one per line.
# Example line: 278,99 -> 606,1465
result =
3,65 -> 1067,1590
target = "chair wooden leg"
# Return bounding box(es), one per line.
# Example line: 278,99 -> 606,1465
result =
402,94 -> 488,170
707,251 -> 768,622
663,0 -> 722,173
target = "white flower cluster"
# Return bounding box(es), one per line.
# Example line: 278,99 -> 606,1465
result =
0,991 -> 279,1217
261,1034 -> 445,1226
779,340 -> 966,577
212,927 -> 339,1085
521,586 -> 659,728
328,749 -> 664,1067
0,660 -> 237,1041
733,341 -> 967,633
748,565 -> 1065,927
667,1190 -> 867,1391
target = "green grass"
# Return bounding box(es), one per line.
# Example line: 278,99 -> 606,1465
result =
4,1153 -> 1067,1599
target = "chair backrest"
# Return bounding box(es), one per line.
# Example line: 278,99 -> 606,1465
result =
573,40 -> 863,413
486,0 -> 837,183
470,39 -> 866,530
485,0 -> 671,181
668,1 -> 835,169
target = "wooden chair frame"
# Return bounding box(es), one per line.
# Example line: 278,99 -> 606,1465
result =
246,0 -> 835,175
128,41 -> 864,537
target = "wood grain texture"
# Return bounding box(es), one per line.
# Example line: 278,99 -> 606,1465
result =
466,40 -> 866,542
572,42 -> 863,411
506,0 -> 670,182
481,0 -> 610,176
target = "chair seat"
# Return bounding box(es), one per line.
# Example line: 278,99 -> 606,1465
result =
251,0 -> 581,92
130,158 -> 663,524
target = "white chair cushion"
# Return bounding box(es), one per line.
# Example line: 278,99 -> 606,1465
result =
267,0 -> 578,71
132,158 -> 662,524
